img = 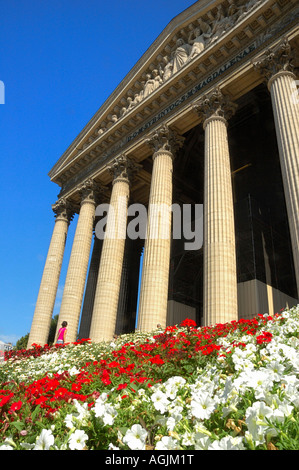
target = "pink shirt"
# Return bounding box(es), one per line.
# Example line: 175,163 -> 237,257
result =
57,327 -> 66,341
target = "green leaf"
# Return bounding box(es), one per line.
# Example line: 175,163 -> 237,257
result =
31,404 -> 41,421
10,421 -> 24,431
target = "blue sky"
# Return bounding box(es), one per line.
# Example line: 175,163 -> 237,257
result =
0,0 -> 196,344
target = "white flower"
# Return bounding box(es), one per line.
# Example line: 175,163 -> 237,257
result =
68,366 -> 80,376
208,436 -> 245,450
181,431 -> 194,446
108,443 -> 120,450
265,360 -> 285,381
64,413 -> 75,429
190,392 -> 217,420
64,400 -> 90,429
33,429 -> 55,450
273,403 -> 294,423
102,404 -> 118,426
155,436 -> 180,450
166,405 -> 183,431
123,424 -> 148,450
93,393 -> 109,418
247,370 -> 274,399
73,400 -> 90,422
245,401 -> 275,445
20,442 -> 35,450
151,390 -> 170,413
164,376 -> 186,399
68,429 -> 89,450
194,435 -> 211,450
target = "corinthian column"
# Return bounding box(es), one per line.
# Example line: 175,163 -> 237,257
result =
194,88 -> 238,326
90,155 -> 139,342
137,125 -> 184,332
253,38 -> 299,296
77,233 -> 102,340
56,179 -> 98,343
28,198 -> 73,348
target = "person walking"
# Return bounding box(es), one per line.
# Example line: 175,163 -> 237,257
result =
56,321 -> 68,345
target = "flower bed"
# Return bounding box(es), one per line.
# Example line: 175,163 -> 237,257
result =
1,307 -> 299,450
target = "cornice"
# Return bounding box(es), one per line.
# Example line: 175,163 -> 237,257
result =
49,0 -> 299,197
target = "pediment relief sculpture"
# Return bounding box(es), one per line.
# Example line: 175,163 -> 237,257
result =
93,0 -> 265,133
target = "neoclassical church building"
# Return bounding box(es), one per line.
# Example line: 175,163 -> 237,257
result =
28,0 -> 299,347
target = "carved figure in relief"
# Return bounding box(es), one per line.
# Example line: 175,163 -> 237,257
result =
171,38 -> 191,74
97,126 -> 107,135
143,73 -> 156,98
188,27 -> 206,58
159,56 -> 173,82
188,19 -> 212,59
120,96 -> 135,117
197,18 -> 212,38
143,70 -> 162,98
235,0 -> 262,22
152,69 -> 163,89
132,92 -> 143,106
209,4 -> 232,43
126,96 -> 135,111
95,1 -> 266,128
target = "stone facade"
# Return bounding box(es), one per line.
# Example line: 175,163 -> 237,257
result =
28,0 -> 299,347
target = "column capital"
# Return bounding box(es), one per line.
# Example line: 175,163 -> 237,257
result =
52,197 -> 74,223
193,87 -> 237,128
252,38 -> 296,88
108,154 -> 141,185
78,178 -> 107,205
145,124 -> 185,159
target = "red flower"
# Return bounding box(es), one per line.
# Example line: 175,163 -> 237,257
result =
53,387 -> 69,399
117,383 -> 128,391
8,400 -> 22,414
180,318 -> 197,328
256,331 -> 273,345
0,394 -> 13,407
34,396 -> 48,406
71,383 -> 82,392
149,354 -> 164,365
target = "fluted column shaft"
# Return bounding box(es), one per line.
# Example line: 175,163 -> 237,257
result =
270,72 -> 299,293
56,180 -> 96,343
194,88 -> 238,326
204,115 -> 238,325
78,234 -> 102,340
27,199 -> 73,348
90,156 -> 137,342
253,39 -> 299,295
137,125 -> 184,332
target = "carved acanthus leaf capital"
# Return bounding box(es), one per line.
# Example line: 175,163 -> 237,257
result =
52,198 -> 74,223
253,38 -> 295,82
146,124 -> 185,158
108,154 -> 141,185
193,87 -> 237,126
78,178 -> 102,205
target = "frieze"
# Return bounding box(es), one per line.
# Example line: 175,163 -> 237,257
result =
127,43 -> 256,143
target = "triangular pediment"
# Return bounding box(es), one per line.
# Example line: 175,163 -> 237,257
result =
49,0 -> 205,181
